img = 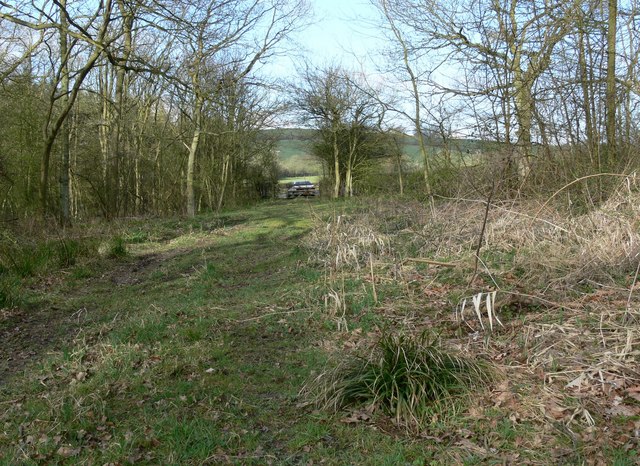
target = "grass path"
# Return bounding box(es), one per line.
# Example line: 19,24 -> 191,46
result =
0,201 -> 432,464
3,199 -> 639,464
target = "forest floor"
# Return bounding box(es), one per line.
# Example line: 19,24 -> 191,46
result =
0,197 -> 639,464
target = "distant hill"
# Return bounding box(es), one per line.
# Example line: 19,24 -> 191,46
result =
262,128 -> 321,177
264,128 -> 493,178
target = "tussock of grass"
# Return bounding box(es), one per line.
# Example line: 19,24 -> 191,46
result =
381,181 -> 640,295
307,213 -> 391,271
302,332 -> 493,428
99,236 -> 128,258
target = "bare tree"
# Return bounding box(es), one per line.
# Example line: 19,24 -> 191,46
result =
1,0 -> 120,217
606,0 -> 618,163
172,0 -> 309,216
294,65 -> 385,198
372,0 -> 584,188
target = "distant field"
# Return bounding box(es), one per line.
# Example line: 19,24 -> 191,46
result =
274,131 -> 321,177
271,128 -> 493,178
279,175 -> 321,185
276,138 -> 313,162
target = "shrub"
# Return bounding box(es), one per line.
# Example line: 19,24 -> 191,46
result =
303,332 -> 492,427
109,236 -> 128,258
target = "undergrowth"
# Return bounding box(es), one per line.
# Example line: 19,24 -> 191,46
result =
302,182 -> 640,460
0,227 -> 135,309
303,332 -> 492,429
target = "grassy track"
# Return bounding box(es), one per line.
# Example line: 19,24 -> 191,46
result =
0,201 -> 433,464
2,197 -> 638,465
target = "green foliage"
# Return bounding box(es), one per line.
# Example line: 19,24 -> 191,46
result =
0,232 -> 101,308
108,236 -> 128,258
0,233 -> 100,278
307,332 -> 492,427
55,238 -> 81,267
0,240 -> 49,278
0,272 -> 21,308
124,231 -> 149,244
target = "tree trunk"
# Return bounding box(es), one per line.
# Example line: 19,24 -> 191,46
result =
345,165 -> 353,197
38,0 -> 113,217
332,128 -> 340,198
217,154 -> 231,212
58,0 -> 71,226
578,28 -> 598,166
106,0 -> 134,217
186,94 -> 203,217
606,0 -> 618,165
381,0 -> 431,196
514,75 -> 533,180
396,150 -> 404,196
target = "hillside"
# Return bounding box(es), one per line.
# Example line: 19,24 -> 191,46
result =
268,128 -> 494,178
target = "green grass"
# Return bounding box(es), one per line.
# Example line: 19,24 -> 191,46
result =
0,201 -> 442,463
0,197 -> 633,464
304,332 -> 492,429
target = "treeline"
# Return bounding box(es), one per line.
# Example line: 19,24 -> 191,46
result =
0,0 -> 309,224
367,0 -> 640,200
275,0 -> 640,203
2,0 -> 640,225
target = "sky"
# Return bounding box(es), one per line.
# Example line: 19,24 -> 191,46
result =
264,0 -> 383,78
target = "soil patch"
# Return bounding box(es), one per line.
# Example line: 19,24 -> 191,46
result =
0,304 -> 78,385
0,249 -> 184,384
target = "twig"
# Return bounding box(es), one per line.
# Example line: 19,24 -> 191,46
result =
403,258 -> 459,267
0,398 -> 22,405
468,183 -> 495,287
233,309 -> 314,323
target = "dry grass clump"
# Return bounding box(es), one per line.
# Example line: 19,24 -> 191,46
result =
388,181 -> 640,296
307,213 -> 391,271
520,304 -> 640,425
512,184 -> 640,292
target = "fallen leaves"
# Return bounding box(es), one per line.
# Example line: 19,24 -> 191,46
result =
544,399 -> 571,421
56,445 -> 80,458
340,408 -> 374,424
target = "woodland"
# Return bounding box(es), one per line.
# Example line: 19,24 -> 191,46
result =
1,0 -> 640,463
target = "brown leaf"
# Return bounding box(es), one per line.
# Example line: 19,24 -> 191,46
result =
56,446 -> 80,458
606,405 -> 640,417
545,400 -> 569,420
566,373 -> 587,390
341,410 -> 371,424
